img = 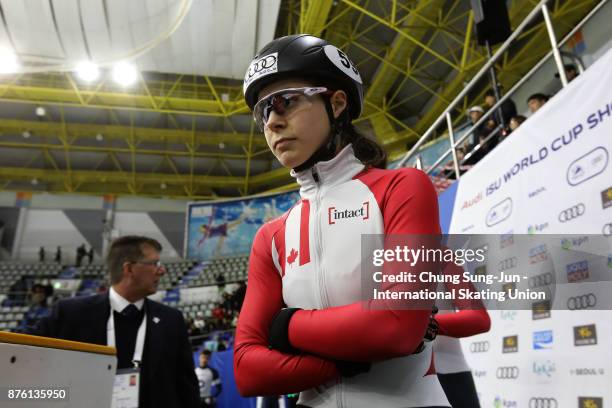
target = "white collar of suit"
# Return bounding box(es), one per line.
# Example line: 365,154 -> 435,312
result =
109,286 -> 145,312
291,144 -> 365,200
107,287 -> 147,367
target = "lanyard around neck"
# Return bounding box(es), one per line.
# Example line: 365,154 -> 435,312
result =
107,305 -> 147,368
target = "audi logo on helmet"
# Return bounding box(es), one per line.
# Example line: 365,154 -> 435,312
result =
529,397 -> 558,408
245,55 -> 278,79
470,341 -> 489,353
496,366 -> 519,379
567,294 -> 597,310
243,53 -> 279,92
558,203 -> 585,222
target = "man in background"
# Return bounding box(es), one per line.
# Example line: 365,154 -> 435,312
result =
30,235 -> 200,408
555,63 -> 579,82
527,93 -> 549,114
483,89 -> 517,129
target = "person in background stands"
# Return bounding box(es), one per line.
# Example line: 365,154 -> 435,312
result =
195,349 -> 222,408
509,115 -> 527,132
76,243 -> 87,267
527,93 -> 549,114
483,89 -> 517,130
54,246 -> 62,264
88,247 -> 95,265
555,63 -> 579,82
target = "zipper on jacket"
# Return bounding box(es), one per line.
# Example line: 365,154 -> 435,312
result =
312,167 -> 320,183
311,165 -> 342,407
312,166 -> 331,309
311,165 -> 326,309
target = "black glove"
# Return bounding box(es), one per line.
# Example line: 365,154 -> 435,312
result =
335,360 -> 372,378
268,308 -> 301,353
414,306 -> 440,354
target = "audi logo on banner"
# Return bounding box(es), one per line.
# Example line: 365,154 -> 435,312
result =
567,294 -> 597,310
529,272 -> 553,289
498,257 -> 517,272
558,203 -> 585,222
529,397 -> 558,408
496,366 -> 519,379
470,341 -> 489,353
603,223 -> 612,236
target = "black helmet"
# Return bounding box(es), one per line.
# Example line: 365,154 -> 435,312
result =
243,34 -> 364,119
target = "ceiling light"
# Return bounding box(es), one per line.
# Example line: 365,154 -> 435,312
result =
160,182 -> 167,190
221,93 -> 230,102
218,142 -> 225,149
75,61 -> 100,82
35,106 -> 46,117
95,133 -> 104,141
0,47 -> 18,74
31,178 -> 39,186
112,62 -> 138,87
22,130 -> 31,138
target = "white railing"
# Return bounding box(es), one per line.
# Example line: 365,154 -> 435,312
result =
398,0 -> 609,179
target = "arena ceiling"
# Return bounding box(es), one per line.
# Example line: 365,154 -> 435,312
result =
0,0 -> 600,200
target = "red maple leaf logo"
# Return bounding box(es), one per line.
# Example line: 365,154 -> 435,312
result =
287,248 -> 298,266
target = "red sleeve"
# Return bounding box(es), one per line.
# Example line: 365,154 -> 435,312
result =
288,168 -> 441,361
233,223 -> 338,397
436,261 -> 491,338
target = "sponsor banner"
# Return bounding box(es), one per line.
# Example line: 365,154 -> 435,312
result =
443,47 -> 612,405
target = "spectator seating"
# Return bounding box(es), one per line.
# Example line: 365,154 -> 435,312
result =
0,262 -> 62,294
0,256 -> 249,333
186,255 -> 249,287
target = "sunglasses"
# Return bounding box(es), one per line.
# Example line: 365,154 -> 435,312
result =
253,87 -> 332,131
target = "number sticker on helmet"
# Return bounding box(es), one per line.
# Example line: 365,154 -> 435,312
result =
323,45 -> 362,84
243,52 -> 279,94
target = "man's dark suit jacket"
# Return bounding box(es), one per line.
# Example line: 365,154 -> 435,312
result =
30,293 -> 200,408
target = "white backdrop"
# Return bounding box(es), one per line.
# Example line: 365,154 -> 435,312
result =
446,47 -> 612,406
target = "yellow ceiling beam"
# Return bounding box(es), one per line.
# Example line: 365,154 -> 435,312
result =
363,0 -> 447,106
249,167 -> 292,187
301,0 -> 335,36
0,167 -> 245,188
344,0 -> 445,144
0,141 -> 249,160
0,82 -> 247,117
0,119 -> 268,148
0,184 -> 217,200
0,165 -> 293,197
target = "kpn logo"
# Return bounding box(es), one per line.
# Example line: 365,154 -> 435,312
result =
561,236 -> 588,250
494,396 -> 517,408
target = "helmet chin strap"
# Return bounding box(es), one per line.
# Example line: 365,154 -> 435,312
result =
293,99 -> 343,173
